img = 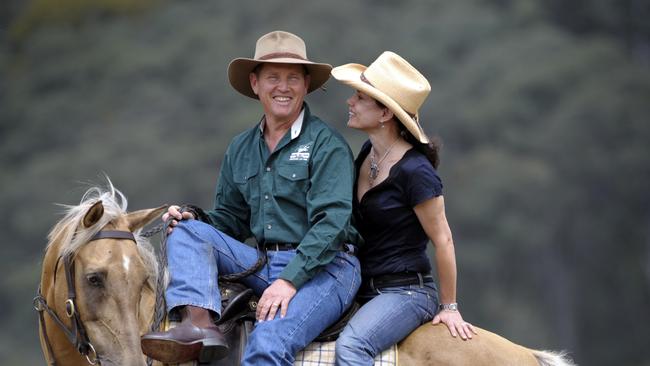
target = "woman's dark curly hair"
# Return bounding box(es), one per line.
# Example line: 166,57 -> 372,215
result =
376,100 -> 441,169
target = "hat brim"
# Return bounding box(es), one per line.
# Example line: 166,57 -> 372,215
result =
228,58 -> 332,99
331,63 -> 429,144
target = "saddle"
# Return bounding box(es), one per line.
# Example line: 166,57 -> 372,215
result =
168,281 -> 358,365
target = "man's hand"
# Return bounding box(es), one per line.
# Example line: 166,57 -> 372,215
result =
162,205 -> 195,234
256,279 -> 296,321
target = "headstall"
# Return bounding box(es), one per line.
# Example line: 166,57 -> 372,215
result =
34,230 -> 137,366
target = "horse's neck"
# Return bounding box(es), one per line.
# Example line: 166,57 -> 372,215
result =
40,233 -> 81,364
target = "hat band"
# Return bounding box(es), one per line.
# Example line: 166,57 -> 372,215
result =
258,52 -> 307,61
361,72 -> 418,121
360,72 -> 374,87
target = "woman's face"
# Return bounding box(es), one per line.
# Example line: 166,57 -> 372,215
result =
346,90 -> 386,131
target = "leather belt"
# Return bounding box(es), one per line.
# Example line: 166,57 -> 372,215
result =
363,272 -> 434,290
263,243 -> 358,257
264,242 -> 297,251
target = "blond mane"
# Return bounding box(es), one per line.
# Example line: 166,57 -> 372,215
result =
46,180 -> 159,285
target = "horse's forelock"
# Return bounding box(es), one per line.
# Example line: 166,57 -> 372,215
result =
46,182 -> 159,283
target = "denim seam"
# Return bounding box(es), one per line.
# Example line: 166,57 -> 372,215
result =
366,294 -> 413,347
205,245 -> 217,311
343,259 -> 360,306
278,267 -> 343,360
286,280 -> 336,339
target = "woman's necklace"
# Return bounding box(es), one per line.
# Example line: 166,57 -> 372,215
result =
369,136 -> 400,186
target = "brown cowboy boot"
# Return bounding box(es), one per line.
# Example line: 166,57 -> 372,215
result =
141,305 -> 229,363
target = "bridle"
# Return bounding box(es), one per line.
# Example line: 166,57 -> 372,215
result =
33,230 -> 137,366
33,207 -> 263,366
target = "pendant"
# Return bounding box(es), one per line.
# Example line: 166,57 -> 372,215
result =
369,161 -> 378,180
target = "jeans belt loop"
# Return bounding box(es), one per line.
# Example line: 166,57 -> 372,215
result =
417,272 -> 424,288
369,277 -> 376,292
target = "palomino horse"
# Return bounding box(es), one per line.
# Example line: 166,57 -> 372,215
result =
397,324 -> 574,366
35,184 -> 166,366
36,183 -> 574,366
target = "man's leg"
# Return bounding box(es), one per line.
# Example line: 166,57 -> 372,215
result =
164,220 -> 271,315
142,220 -> 271,363
242,251 -> 361,366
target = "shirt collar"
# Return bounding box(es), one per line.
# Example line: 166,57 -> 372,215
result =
258,108 -> 305,141
290,109 -> 305,140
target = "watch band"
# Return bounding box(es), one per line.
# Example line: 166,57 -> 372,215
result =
439,302 -> 458,311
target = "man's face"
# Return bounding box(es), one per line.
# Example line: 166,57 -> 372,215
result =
250,63 -> 310,124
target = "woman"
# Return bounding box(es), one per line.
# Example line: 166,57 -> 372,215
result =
331,51 -> 476,365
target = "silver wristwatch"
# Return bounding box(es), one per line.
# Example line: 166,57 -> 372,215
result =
439,302 -> 458,311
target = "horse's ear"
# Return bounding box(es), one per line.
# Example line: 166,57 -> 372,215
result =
83,200 -> 104,228
126,205 -> 168,232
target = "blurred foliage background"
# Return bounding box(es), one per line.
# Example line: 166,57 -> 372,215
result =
1,0 -> 649,365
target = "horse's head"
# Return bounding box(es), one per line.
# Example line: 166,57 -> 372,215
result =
38,184 -> 166,366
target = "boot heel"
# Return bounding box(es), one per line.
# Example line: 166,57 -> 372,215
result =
198,339 -> 229,362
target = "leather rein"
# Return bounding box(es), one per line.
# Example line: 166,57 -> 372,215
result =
33,230 -> 137,366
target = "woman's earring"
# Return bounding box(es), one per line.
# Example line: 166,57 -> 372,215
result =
380,122 -> 385,128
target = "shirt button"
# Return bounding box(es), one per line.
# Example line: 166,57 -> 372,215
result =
264,194 -> 269,200
267,224 -> 272,230
266,167 -> 271,172
291,173 -> 296,178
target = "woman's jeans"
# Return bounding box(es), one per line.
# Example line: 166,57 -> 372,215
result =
164,220 -> 361,366
335,280 -> 439,366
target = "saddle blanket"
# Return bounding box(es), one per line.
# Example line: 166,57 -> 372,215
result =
295,341 -> 398,365
174,342 -> 398,365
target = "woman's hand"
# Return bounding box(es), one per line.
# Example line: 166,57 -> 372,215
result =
432,309 -> 477,340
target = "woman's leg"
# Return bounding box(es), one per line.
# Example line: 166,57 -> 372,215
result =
335,283 -> 437,366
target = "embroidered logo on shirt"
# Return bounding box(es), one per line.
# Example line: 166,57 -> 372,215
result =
289,144 -> 311,161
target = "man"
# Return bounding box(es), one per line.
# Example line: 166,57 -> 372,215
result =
141,31 -> 361,365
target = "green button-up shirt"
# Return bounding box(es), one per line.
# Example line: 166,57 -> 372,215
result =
205,103 -> 360,289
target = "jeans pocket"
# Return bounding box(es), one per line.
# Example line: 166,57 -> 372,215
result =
421,285 -> 439,318
325,253 -> 359,282
322,254 -> 360,306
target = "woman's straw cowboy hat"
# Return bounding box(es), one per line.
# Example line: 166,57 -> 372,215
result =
228,31 -> 333,99
331,51 -> 431,143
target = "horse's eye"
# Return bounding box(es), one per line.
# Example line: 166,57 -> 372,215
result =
86,273 -> 105,288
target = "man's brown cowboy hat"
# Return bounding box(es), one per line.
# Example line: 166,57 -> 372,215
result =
228,31 -> 332,99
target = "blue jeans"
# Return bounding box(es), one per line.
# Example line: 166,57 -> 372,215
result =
164,220 -> 361,366
335,281 -> 438,366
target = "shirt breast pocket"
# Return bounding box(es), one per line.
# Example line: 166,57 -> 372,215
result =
276,164 -> 310,201
233,167 -> 260,204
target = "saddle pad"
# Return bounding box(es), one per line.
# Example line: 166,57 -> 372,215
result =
173,341 -> 398,366
294,341 -> 398,366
